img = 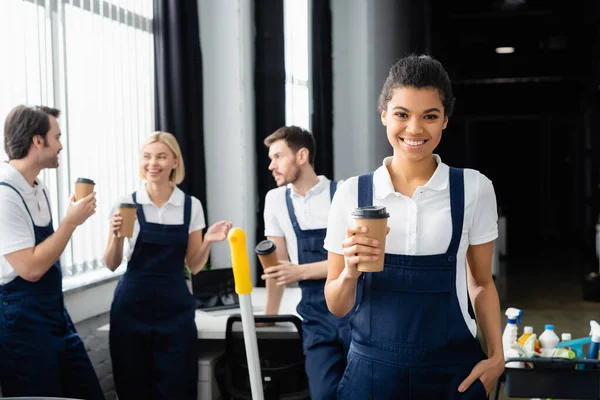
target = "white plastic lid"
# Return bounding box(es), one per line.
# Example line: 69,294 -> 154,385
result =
590,321 -> 600,342
524,326 -> 533,334
561,333 -> 571,341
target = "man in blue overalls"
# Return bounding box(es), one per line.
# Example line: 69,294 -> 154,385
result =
0,105 -> 103,399
261,126 -> 348,400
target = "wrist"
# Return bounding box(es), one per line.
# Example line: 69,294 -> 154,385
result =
340,267 -> 360,282
61,216 -> 77,231
296,263 -> 307,281
487,347 -> 505,363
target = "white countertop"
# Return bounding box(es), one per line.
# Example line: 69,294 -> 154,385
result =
97,287 -> 302,340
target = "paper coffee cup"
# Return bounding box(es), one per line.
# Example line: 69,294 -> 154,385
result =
352,206 -> 389,272
74,178 -> 95,201
255,240 -> 278,271
117,203 -> 137,238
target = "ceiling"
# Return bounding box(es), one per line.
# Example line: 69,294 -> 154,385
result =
431,0 -> 593,84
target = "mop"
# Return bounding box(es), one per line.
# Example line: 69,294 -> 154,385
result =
228,227 -> 265,400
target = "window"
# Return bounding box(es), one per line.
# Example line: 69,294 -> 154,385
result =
283,0 -> 310,130
0,0 -> 154,288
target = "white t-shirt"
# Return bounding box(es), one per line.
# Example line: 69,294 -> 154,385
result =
263,176 -> 343,265
0,163 -> 53,284
324,155 -> 498,337
110,184 -> 206,261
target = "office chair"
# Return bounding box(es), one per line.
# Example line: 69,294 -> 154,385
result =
215,314 -> 310,400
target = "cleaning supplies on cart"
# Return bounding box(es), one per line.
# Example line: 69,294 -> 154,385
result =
513,333 -> 572,360
583,320 -> 600,370
557,336 -> 590,359
518,326 -> 541,352
539,324 -> 560,350
540,347 -> 573,359
504,307 -> 524,368
518,326 -> 534,345
512,334 -> 538,358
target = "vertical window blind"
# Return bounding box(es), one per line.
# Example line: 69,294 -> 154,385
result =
0,0 -> 154,284
283,0 -> 310,130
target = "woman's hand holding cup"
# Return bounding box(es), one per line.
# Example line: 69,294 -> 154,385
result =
110,212 -> 123,238
341,225 -> 388,279
343,206 -> 390,275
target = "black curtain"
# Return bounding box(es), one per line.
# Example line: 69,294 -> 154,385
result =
153,0 -> 207,210
310,0 -> 334,179
254,0 -> 286,286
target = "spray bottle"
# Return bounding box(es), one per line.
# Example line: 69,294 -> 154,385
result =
558,336 -> 590,359
583,320 -> 600,370
503,308 -> 523,368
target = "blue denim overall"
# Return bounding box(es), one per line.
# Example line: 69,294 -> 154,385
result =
285,181 -> 351,400
337,169 -> 488,400
0,182 -> 104,399
110,192 -> 197,400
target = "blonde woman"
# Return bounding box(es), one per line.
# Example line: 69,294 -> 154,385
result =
104,132 -> 232,400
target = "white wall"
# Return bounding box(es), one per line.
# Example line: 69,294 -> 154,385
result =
198,0 -> 257,281
331,0 -> 410,180
65,279 -> 118,323
331,0 -> 375,180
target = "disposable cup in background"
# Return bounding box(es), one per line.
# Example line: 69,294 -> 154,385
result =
255,240 -> 278,271
118,203 -> 137,238
74,178 -> 95,201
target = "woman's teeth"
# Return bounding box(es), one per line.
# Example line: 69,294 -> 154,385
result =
403,139 -> 424,146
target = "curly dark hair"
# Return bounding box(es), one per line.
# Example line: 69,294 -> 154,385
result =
378,54 -> 455,117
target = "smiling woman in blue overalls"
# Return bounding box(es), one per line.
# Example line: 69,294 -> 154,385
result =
324,55 -> 504,399
104,131 -> 232,400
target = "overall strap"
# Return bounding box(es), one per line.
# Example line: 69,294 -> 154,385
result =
285,188 -> 301,232
329,180 -> 338,201
0,182 -> 35,223
447,167 -> 465,255
357,173 -> 374,208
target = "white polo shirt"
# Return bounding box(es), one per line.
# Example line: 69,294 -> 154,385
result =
110,184 -> 206,261
0,162 -> 53,284
264,176 -> 343,265
324,155 -> 498,336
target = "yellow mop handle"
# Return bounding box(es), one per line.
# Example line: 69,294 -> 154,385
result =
228,227 -> 253,295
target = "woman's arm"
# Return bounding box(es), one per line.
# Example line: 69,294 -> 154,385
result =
325,226 -> 383,317
458,240 -> 504,394
186,221 -> 232,275
103,211 -> 125,271
467,241 -> 503,362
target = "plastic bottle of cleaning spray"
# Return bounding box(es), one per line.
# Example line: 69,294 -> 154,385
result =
503,308 -> 524,368
583,320 -> 600,370
539,324 -> 560,350
518,326 -> 534,346
560,333 -> 572,350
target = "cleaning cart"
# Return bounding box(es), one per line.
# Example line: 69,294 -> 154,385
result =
493,358 -> 600,399
493,319 -> 600,399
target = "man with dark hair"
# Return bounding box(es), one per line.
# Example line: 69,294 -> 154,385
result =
0,105 -> 103,399
261,125 -> 349,400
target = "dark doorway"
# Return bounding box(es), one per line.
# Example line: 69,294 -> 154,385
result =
431,0 -> 598,265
